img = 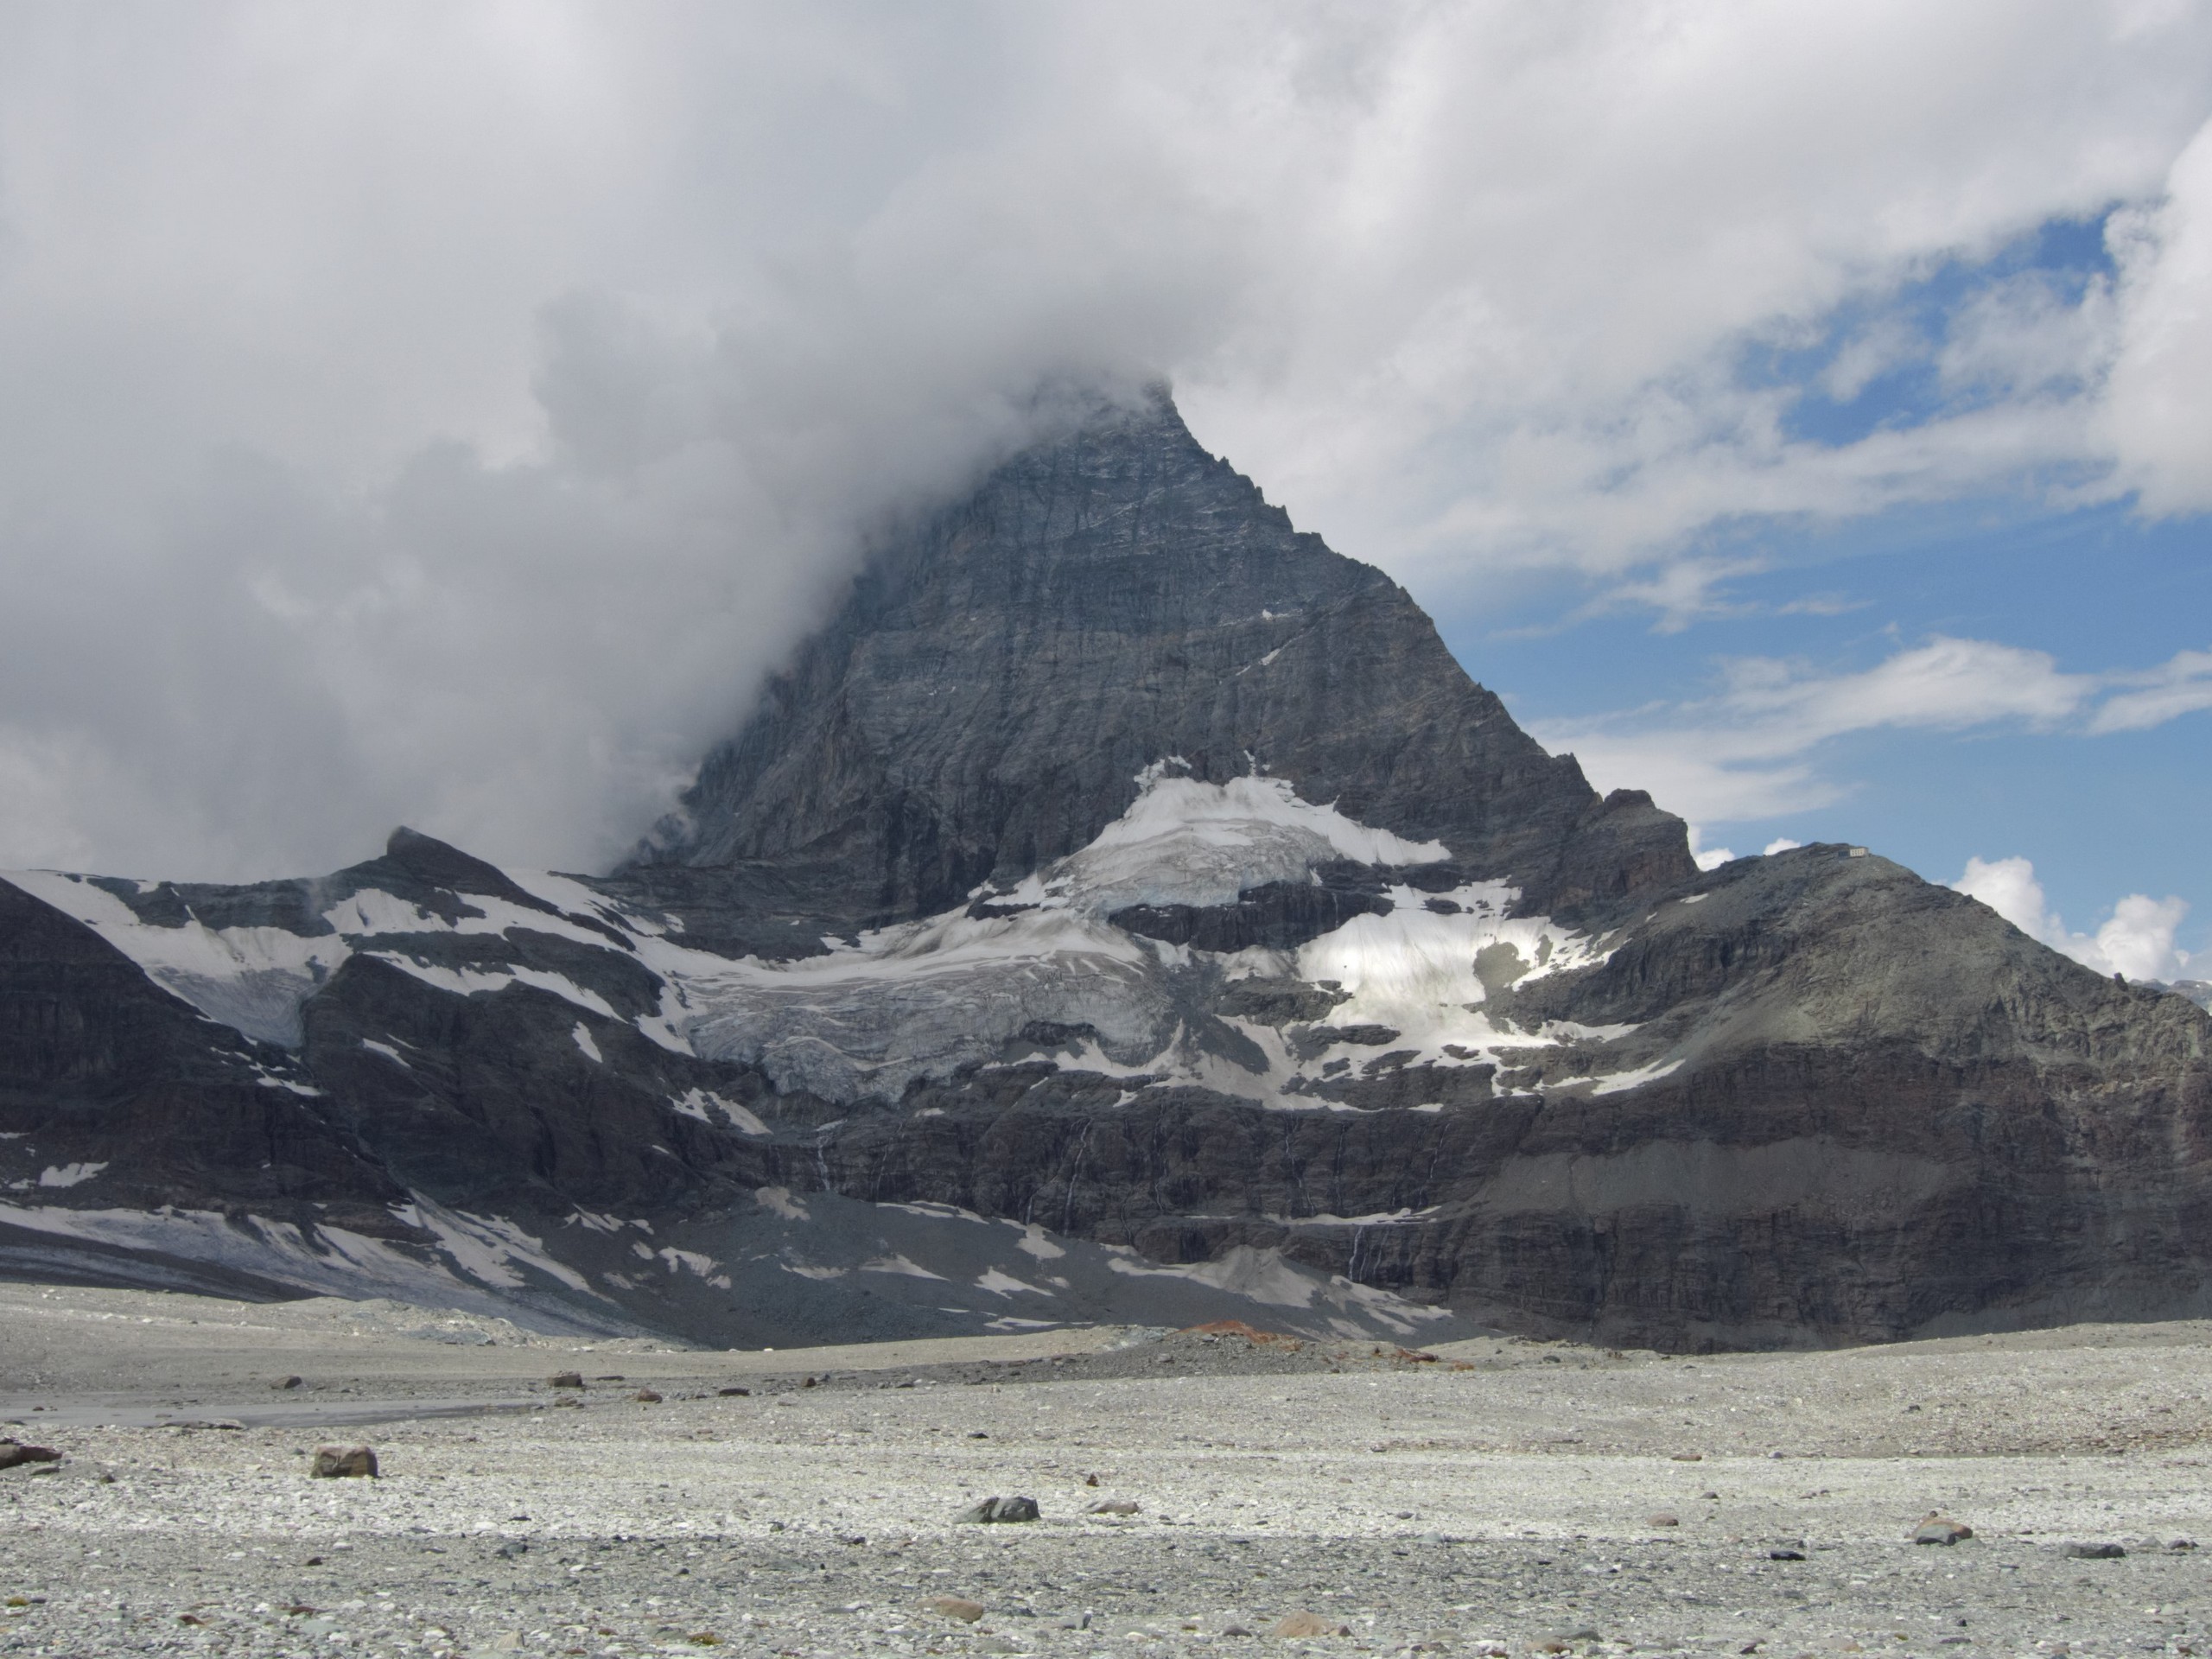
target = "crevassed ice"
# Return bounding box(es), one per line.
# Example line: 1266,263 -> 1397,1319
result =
663,772 -> 1460,1100
658,774 -> 1649,1103
675,902 -> 1177,1099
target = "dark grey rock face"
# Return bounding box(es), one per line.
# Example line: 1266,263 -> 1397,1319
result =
2168,980 -> 2212,1013
2,388 -> 2208,1353
624,386 -> 1694,929
0,876 -> 406,1235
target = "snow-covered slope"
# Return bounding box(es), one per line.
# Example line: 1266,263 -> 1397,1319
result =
3,766 -> 1659,1111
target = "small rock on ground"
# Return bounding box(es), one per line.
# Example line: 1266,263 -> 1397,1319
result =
1272,1611 -> 1351,1637
1532,1627 -> 1601,1653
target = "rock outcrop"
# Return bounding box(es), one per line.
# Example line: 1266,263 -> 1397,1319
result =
2,387 -> 2207,1350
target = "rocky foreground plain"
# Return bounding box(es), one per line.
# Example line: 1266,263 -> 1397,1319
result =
5,1285 -> 2212,1658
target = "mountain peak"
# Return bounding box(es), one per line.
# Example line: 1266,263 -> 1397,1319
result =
628,388 -> 1694,924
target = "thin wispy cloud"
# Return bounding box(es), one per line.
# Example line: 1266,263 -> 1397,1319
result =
2090,649 -> 2212,733
1537,635 -> 2209,827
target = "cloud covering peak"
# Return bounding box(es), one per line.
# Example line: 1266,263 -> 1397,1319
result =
1,3 -> 2209,879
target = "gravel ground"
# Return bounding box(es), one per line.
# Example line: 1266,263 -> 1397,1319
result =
6,1285 -> 2212,1657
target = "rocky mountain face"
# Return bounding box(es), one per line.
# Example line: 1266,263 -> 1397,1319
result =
2167,980 -> 2212,1012
629,388 -> 1689,931
3,389 -> 2208,1350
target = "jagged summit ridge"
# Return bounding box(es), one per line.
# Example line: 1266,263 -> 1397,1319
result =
628,388 -> 1694,925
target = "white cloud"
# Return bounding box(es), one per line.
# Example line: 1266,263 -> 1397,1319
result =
1575,556 -> 1768,634
1541,635 -> 2211,830
2090,647 -> 2212,732
1540,635 -> 2094,825
1955,855 -> 2193,981
0,4 -> 2207,875
1182,3 -> 2212,585
1687,827 -> 1736,873
1683,831 -> 1802,874
2099,113 -> 2212,514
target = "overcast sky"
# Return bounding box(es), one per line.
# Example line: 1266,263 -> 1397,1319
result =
1,3 -> 2208,976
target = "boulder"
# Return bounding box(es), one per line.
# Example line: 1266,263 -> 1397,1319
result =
957,1496 -> 1041,1524
1911,1514 -> 1973,1545
548,1370 -> 585,1389
309,1445 -> 378,1479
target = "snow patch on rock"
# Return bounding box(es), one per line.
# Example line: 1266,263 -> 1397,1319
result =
368,956 -> 618,1020
1027,770 -> 1448,916
671,1089 -> 767,1135
3,870 -> 342,1046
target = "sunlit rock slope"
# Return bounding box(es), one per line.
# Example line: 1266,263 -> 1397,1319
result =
3,389 -> 2208,1350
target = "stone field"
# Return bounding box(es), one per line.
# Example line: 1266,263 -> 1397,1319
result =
6,1283 -> 2212,1657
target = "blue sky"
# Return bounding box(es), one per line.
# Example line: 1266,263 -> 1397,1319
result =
1398,204 -> 2212,974
1440,493 -> 2210,966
